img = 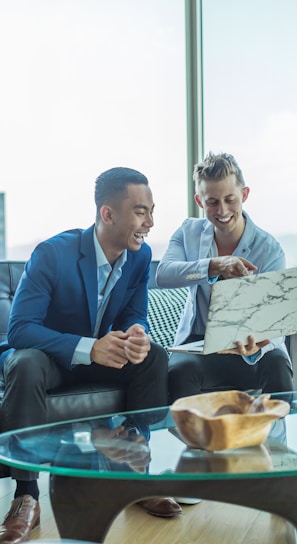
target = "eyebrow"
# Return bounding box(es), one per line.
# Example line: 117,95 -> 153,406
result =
205,194 -> 236,200
134,203 -> 155,211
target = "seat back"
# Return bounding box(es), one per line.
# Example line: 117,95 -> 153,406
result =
0,261 -> 25,344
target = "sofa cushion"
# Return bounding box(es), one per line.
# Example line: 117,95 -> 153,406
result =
148,287 -> 188,349
46,383 -> 126,423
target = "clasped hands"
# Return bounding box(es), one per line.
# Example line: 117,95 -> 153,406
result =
91,425 -> 151,473
209,255 -> 270,357
91,324 -> 151,369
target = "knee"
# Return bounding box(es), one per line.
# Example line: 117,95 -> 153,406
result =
168,362 -> 186,390
148,343 -> 168,372
261,350 -> 292,374
169,358 -> 196,379
168,358 -> 201,399
258,350 -> 293,391
4,349 -> 49,380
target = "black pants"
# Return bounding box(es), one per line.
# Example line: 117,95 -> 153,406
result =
1,343 -> 168,480
169,335 -> 293,403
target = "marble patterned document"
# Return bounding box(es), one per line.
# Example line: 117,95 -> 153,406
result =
169,267 -> 297,355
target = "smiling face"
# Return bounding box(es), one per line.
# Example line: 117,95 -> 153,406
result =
195,174 -> 250,241
97,183 -> 154,263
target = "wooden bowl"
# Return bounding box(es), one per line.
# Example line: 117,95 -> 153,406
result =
170,390 -> 290,451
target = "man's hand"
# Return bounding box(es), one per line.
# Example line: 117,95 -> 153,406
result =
124,324 -> 151,364
91,425 -> 151,473
209,256 -> 257,279
219,335 -> 270,356
91,331 -> 129,369
90,325 -> 151,368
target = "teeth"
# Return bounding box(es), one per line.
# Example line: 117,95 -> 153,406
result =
135,232 -> 148,238
217,217 -> 231,223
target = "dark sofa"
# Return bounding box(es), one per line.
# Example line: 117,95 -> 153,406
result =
0,260 -> 187,424
1,259 -> 295,424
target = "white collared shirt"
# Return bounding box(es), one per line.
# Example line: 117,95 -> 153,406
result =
71,227 -> 127,366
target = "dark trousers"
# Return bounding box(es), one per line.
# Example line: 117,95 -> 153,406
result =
1,342 -> 168,480
169,335 -> 294,403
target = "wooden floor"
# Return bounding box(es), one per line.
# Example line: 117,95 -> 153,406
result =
0,473 -> 296,544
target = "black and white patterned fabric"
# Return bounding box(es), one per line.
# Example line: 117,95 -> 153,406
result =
148,287 -> 188,349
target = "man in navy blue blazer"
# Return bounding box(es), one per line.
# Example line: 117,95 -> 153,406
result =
0,167 -> 179,543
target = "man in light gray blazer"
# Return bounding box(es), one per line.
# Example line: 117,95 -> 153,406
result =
156,151 -> 293,402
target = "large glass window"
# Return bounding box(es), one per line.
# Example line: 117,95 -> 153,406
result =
203,0 -> 297,266
0,0 -> 187,260
3,1 -> 296,266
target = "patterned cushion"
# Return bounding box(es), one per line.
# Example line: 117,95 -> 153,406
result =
148,288 -> 188,349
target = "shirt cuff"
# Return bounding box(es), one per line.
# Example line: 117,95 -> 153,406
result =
208,275 -> 219,284
243,349 -> 262,365
71,337 -> 96,366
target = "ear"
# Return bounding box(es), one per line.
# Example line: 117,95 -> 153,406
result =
100,205 -> 114,224
194,194 -> 204,209
242,186 -> 250,203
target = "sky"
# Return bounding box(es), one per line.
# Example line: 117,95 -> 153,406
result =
202,0 -> 297,240
0,0 -> 187,255
0,0 -> 297,262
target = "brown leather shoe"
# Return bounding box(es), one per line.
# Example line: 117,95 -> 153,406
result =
138,497 -> 182,518
0,495 -> 40,544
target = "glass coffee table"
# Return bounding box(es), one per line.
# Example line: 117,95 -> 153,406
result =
0,392 -> 297,543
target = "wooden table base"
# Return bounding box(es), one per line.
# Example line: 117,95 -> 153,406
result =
50,474 -> 297,543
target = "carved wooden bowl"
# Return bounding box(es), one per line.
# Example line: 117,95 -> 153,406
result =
170,390 -> 290,451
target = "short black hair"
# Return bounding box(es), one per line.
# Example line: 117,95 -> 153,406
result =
94,167 -> 149,210
95,166 -> 148,209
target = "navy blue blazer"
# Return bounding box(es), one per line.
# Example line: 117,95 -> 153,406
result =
1,225 -> 151,370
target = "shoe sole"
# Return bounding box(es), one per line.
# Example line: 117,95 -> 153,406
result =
175,498 -> 202,505
144,510 -> 182,518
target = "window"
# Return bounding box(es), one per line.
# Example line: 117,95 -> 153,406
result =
203,0 -> 297,266
0,0 -> 187,260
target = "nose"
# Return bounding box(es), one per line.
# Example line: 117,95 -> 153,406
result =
217,200 -> 228,216
144,213 -> 154,228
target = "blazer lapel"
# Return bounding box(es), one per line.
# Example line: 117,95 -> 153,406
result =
79,226 -> 98,335
98,269 -> 127,336
199,221 -> 215,258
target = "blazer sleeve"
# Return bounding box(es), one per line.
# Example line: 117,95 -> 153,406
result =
7,241 -> 93,369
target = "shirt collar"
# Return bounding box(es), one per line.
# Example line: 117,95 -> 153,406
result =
93,226 -> 127,269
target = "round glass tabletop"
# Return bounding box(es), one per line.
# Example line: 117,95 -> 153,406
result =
0,391 -> 296,481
